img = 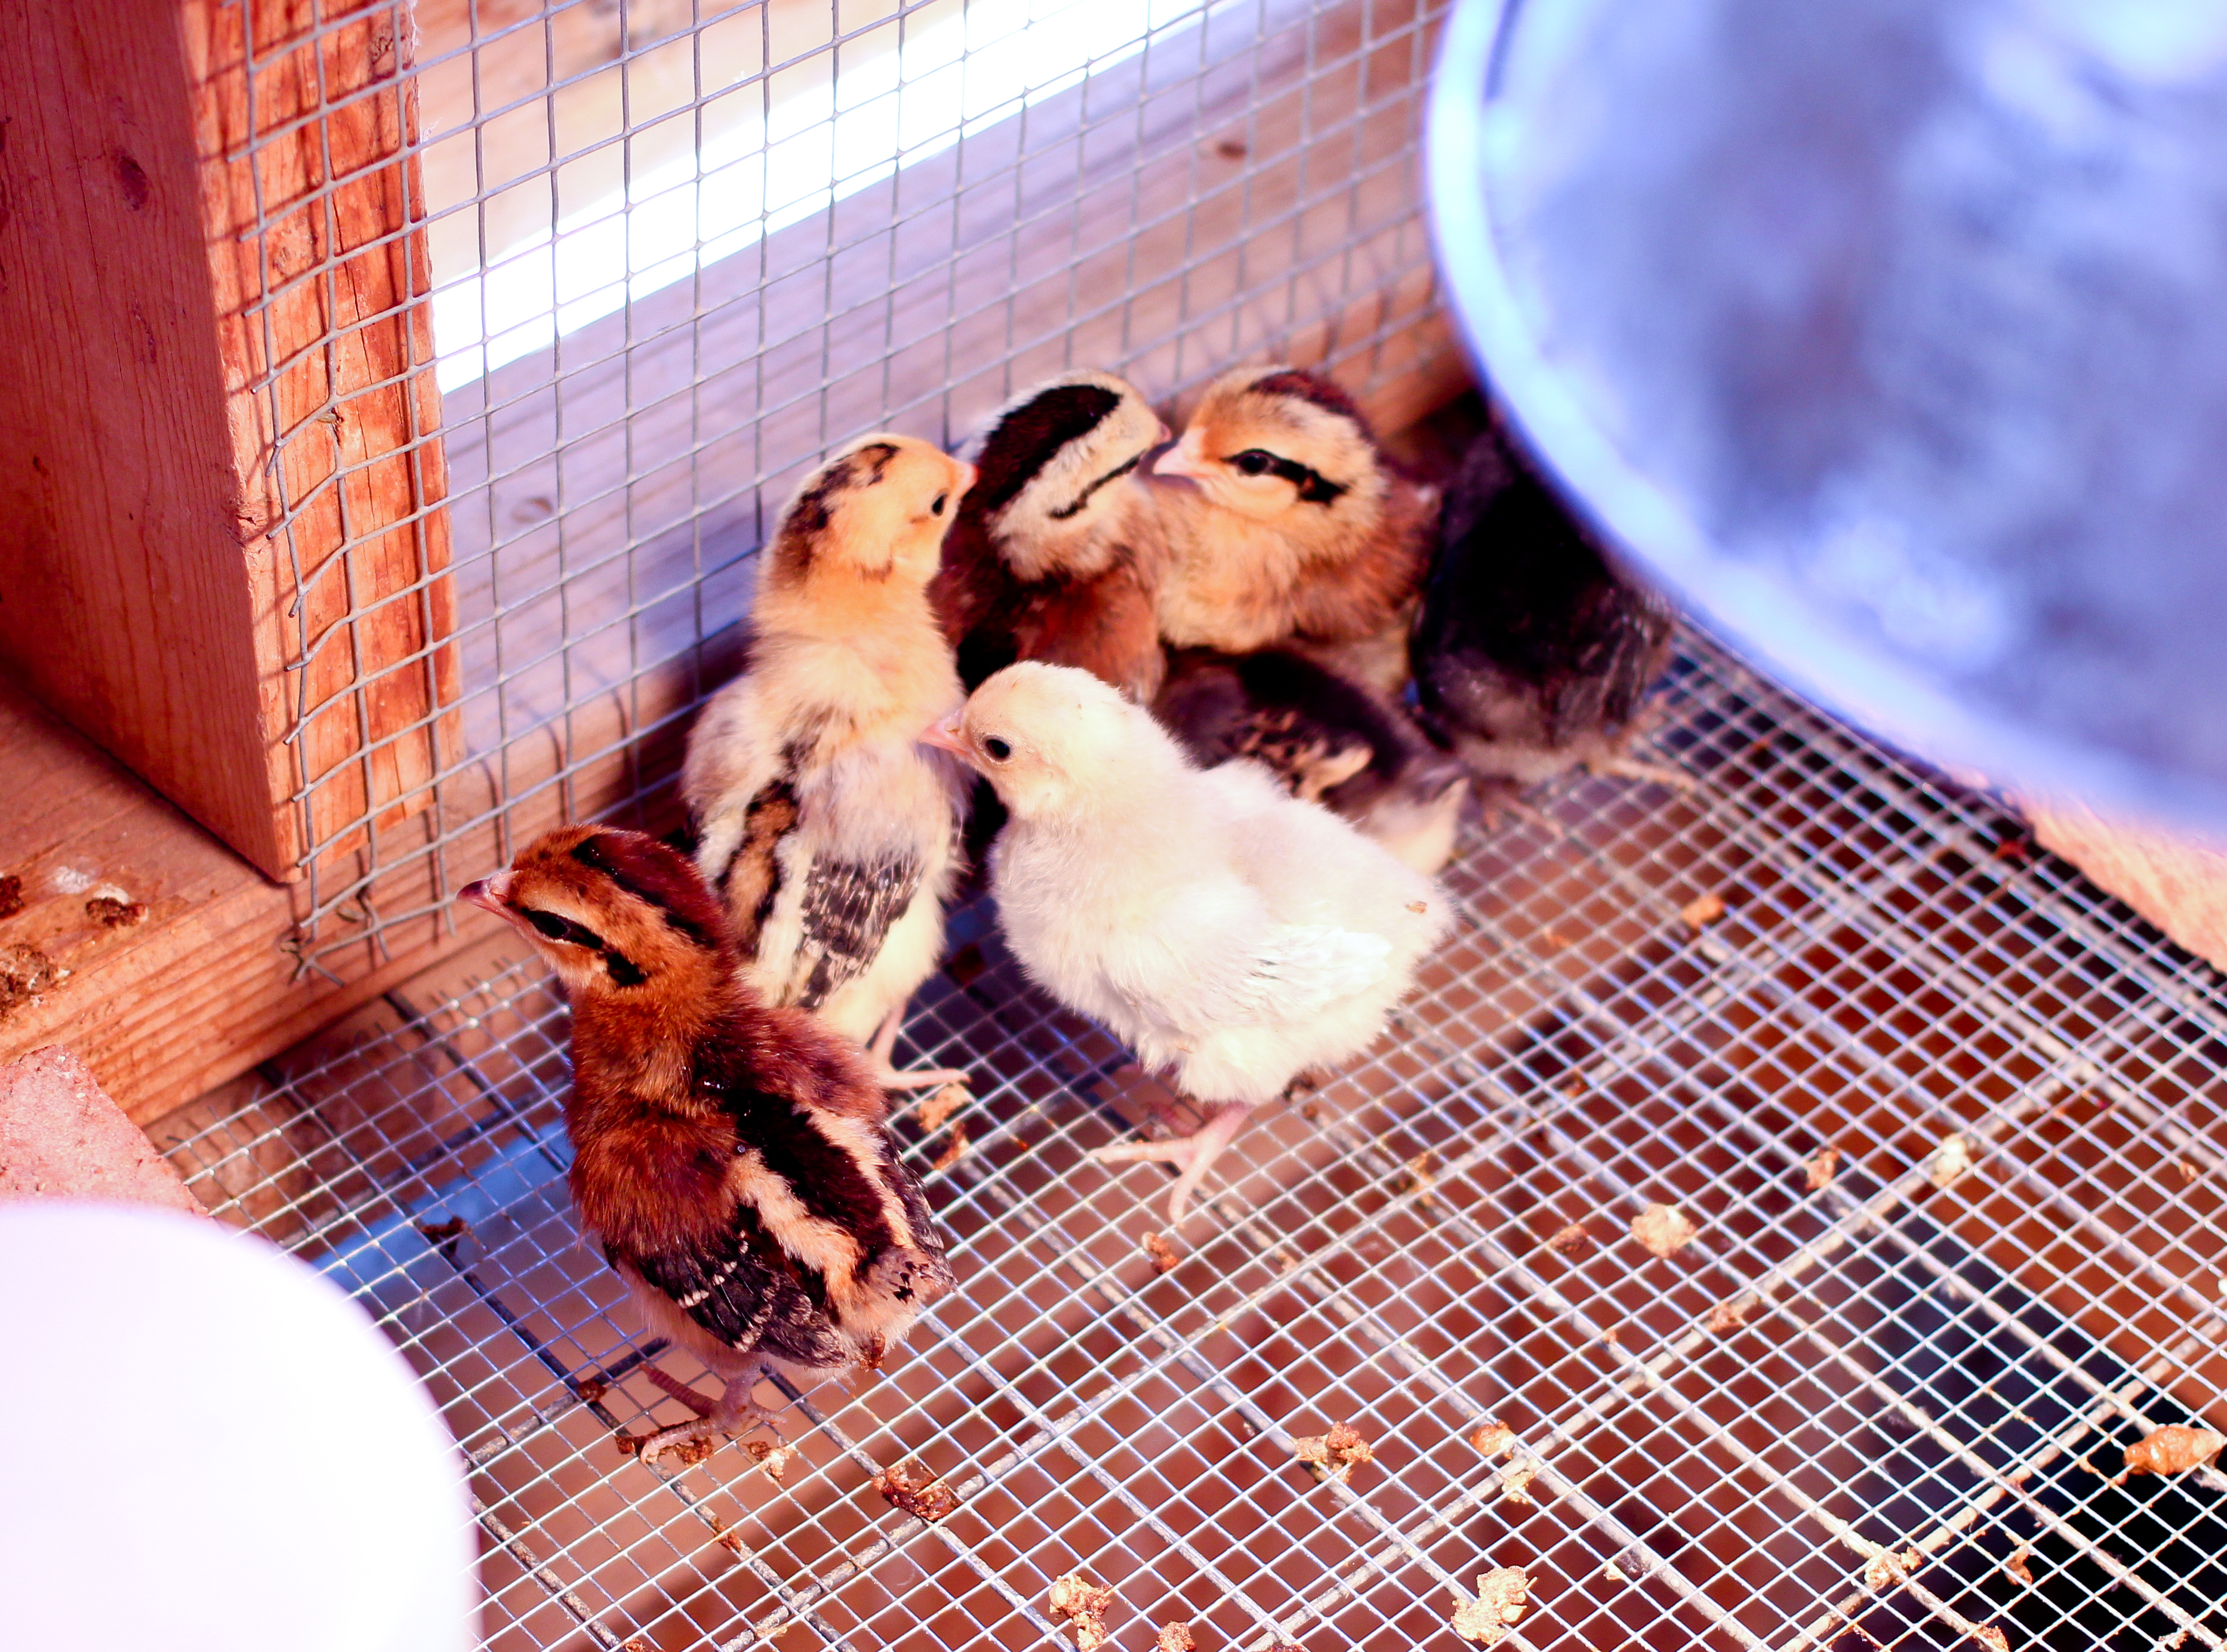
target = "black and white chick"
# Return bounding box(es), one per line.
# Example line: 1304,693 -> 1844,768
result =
683,433 -> 977,1089
1412,421 -> 1684,792
927,369 -> 1172,704
1154,648 -> 1469,874
461,827 -> 956,1465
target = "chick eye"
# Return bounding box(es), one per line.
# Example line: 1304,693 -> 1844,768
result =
982,736 -> 1013,762
930,492 -> 948,516
523,909 -> 599,948
1231,449 -> 1276,476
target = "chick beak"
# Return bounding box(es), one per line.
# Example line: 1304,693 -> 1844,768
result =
951,460 -> 978,498
458,871 -> 516,920
1153,429 -> 1212,481
919,711 -> 973,760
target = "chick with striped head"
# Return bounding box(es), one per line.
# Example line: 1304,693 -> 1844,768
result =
1150,365 -> 1437,692
683,434 -> 976,1089
928,369 -> 1173,704
461,827 -> 956,1465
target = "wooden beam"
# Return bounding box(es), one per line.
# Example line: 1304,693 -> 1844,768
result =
0,0 -> 280,871
184,0 -> 460,875
0,0 -> 458,884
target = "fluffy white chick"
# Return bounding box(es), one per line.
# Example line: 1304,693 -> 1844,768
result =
923,661 -> 1450,1221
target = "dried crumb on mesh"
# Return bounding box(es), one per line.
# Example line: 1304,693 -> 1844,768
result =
1631,1202 -> 1697,1259
1973,1626 -> 2009,1652
1929,1132 -> 1973,1189
710,1514 -> 746,1557
2004,1546 -> 2034,1587
1141,1231 -> 1182,1274
1156,1625 -> 1196,1651
1546,1222 -> 1590,1258
2121,1424 -> 2225,1475
85,895 -> 147,927
1049,1574 -> 1114,1650
873,1459 -> 960,1520
1451,1565 -> 1532,1645
1469,1420 -> 1514,1458
1861,1548 -> 1920,1589
929,1120 -> 969,1173
746,1438 -> 799,1484
1706,1298 -> 1748,1333
655,1434 -> 714,1468
1805,1146 -> 1841,1191
1293,1422 -> 1374,1483
917,1083 -> 968,1134
1499,1463 -> 1537,1505
1680,891 -> 1726,928
575,1377 -> 609,1406
0,874 -> 21,920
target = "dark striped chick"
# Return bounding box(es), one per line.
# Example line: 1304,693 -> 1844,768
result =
928,369 -> 1172,703
683,434 -> 976,1089
1154,648 -> 1469,874
461,827 -> 956,1465
1414,423 -> 1683,791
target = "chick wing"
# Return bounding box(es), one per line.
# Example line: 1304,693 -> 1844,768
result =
1111,911 -> 1396,1030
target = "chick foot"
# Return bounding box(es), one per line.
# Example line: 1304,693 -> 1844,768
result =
1585,752 -> 1696,791
631,1366 -> 784,1465
1092,1102 -> 1256,1223
865,1007 -> 971,1091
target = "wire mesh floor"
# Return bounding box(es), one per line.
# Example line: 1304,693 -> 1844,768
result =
155,629 -> 2227,1652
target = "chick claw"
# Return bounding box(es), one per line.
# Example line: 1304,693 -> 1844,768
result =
866,1007 -> 971,1092
630,1366 -> 785,1466
1091,1103 -> 1256,1224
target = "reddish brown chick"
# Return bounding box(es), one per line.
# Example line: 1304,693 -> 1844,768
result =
929,371 -> 1172,702
461,826 -> 956,1465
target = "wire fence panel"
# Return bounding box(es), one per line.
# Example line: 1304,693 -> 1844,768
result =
155,629 -> 2227,1651
222,0 -> 1452,971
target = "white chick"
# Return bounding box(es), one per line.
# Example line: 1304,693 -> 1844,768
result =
684,433 -> 977,1089
923,661 -> 1450,1220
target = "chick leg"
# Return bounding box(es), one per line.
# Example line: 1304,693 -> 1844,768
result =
630,1366 -> 785,1465
865,1006 -> 971,1092
1584,752 -> 1697,791
1091,1102 -> 1257,1225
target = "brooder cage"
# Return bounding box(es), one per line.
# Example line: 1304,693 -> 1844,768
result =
8,0 -> 2226,1646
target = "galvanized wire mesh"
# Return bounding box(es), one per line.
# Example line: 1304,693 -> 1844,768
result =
243,0 -> 1448,967
154,628 -> 2227,1651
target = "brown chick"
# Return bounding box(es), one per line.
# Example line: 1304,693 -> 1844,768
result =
461,827 -> 957,1465
683,434 -> 977,1089
928,370 -> 1172,702
1150,365 -> 1437,692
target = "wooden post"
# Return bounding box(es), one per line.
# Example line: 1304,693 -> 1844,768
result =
0,0 -> 455,886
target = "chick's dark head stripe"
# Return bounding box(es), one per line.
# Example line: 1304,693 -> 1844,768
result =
971,381 -> 1124,518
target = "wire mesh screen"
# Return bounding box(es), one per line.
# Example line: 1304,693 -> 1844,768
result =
241,0 -> 1450,969
154,628 -> 2227,1652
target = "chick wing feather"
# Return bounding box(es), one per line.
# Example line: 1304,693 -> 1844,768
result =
791,851 -> 925,1010
621,1202 -> 850,1368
